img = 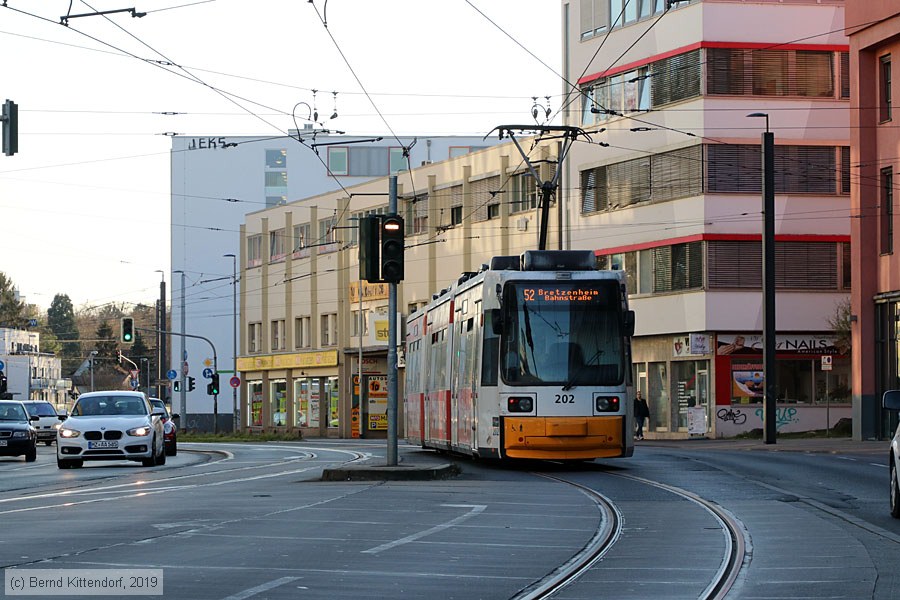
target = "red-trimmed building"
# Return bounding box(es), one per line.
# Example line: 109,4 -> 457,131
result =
846,0 -> 900,440
562,0 -> 850,437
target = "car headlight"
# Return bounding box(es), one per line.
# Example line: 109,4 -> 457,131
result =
12,431 -> 27,438
59,428 -> 80,438
127,426 -> 151,437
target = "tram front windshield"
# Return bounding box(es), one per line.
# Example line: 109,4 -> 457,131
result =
501,280 -> 625,386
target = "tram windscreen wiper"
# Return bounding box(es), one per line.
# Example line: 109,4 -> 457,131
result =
562,349 -> 603,391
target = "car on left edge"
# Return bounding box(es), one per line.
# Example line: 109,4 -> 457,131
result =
0,400 -> 38,462
57,391 -> 166,469
883,389 -> 900,519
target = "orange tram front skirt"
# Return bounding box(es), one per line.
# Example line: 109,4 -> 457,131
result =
503,416 -> 625,460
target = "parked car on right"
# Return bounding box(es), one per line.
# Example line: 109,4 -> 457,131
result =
883,390 -> 900,519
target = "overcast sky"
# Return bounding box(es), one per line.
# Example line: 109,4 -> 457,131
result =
0,0 -> 562,311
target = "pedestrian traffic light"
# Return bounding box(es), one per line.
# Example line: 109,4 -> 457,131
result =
380,214 -> 404,284
120,317 -> 135,344
207,373 -> 220,396
359,215 -> 381,282
187,376 -> 196,392
173,380 -> 181,392
0,371 -> 6,394
2,99 -> 17,157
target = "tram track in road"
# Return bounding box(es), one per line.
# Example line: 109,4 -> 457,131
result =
515,468 -> 748,600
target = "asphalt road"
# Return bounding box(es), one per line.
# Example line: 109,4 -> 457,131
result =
0,439 -> 897,599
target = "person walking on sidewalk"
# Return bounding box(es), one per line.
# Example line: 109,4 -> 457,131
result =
634,391 -> 650,440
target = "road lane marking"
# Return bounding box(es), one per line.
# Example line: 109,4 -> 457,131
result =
362,504 -> 486,554
222,576 -> 300,600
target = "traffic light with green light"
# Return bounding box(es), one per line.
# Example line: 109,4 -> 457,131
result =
120,317 -> 135,344
207,373 -> 220,396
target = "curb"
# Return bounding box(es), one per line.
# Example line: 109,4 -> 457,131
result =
321,462 -> 460,482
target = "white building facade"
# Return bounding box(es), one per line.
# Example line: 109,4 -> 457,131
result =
0,328 -> 71,408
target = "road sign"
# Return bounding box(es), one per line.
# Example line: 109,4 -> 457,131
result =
28,319 -> 37,327
130,370 -> 139,379
167,369 -> 178,381
131,379 -> 139,389
821,355 -> 833,371
202,367 -> 214,379
229,376 -> 241,388
182,361 -> 189,376
0,360 -> 4,371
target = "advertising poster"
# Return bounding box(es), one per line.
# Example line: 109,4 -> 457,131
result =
367,375 -> 388,431
732,365 -> 764,399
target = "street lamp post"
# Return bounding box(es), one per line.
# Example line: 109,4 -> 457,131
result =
224,253 -> 238,433
748,112 -> 777,444
89,350 -> 98,392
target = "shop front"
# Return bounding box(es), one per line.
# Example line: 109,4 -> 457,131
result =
713,334 -> 850,436
238,350 -> 340,437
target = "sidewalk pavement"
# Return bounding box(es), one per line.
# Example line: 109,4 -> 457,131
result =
321,456 -> 460,481
639,436 -> 889,455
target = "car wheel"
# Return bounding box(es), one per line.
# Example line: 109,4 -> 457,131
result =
891,460 -> 900,519
25,445 -> 37,462
165,443 -> 176,457
157,443 -> 166,466
141,437 -> 159,467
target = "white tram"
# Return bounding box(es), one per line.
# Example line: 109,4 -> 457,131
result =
405,250 -> 636,460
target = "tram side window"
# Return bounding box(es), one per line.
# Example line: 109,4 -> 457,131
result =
482,310 -> 500,386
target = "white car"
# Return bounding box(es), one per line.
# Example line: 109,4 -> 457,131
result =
57,391 -> 166,469
883,390 -> 900,519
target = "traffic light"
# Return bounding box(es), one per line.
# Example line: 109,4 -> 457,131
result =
207,373 -> 220,396
120,317 -> 135,344
116,349 -> 122,364
0,371 -> 6,394
359,215 -> 381,282
2,99 -> 17,157
187,376 -> 196,392
173,380 -> 181,392
379,214 -> 404,284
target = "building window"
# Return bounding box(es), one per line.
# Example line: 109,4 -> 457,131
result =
247,235 -> 262,267
652,242 -> 703,293
248,322 -> 261,353
266,195 -> 286,207
707,241 -> 839,289
293,223 -> 310,252
248,380 -> 263,427
321,313 -> 337,347
510,173 -> 538,213
269,229 -> 286,262
352,309 -> 368,337
389,147 -> 407,174
707,144 -> 845,195
264,171 -> 287,187
271,319 -> 285,351
319,217 -> 337,244
270,379 -> 287,426
451,205 -> 463,226
707,48 -> 836,98
881,55 -> 892,122
581,66 -> 651,125
471,176 -> 501,222
328,147 -> 348,175
487,203 -> 500,220
295,316 -> 311,349
650,49 -> 701,108
882,167 -> 894,254
265,149 -> 286,168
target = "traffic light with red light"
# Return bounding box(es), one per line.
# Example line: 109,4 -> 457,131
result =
379,214 -> 404,284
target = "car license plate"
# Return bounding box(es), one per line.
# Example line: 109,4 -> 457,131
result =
88,441 -> 118,449
0,440 -> 6,446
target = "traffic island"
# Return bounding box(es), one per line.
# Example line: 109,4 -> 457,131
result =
321,460 -> 460,481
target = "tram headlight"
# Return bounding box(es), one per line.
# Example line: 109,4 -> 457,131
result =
507,397 -> 534,412
595,396 -> 620,412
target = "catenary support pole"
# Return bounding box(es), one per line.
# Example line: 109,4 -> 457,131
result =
387,175 -> 398,466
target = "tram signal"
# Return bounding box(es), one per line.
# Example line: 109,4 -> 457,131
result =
2,99 -> 17,156
380,214 -> 404,284
359,215 -> 381,282
120,317 -> 135,344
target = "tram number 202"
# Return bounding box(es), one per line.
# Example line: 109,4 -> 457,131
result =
555,394 -> 575,404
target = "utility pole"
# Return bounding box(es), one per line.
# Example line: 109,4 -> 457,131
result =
387,175 -> 399,466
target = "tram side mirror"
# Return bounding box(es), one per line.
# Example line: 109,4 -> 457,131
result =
884,390 -> 900,411
623,310 -> 635,337
490,309 -> 504,335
